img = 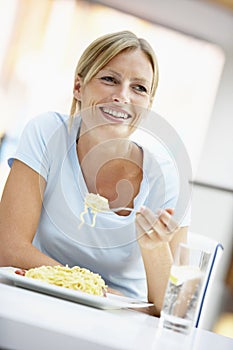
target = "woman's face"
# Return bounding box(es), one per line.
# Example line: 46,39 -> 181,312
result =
74,48 -> 153,138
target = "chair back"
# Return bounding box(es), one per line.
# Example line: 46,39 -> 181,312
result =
187,232 -> 224,328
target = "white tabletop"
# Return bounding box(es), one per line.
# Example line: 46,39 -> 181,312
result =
0,276 -> 232,350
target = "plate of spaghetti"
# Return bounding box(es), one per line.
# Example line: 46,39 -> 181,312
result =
0,266 -> 153,310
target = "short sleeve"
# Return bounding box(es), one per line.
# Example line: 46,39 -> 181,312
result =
161,158 -> 191,227
8,112 -> 67,181
143,148 -> 191,228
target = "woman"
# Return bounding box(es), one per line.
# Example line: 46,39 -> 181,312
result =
0,31 -> 190,315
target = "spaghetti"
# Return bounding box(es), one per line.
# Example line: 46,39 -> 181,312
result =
25,265 -> 107,296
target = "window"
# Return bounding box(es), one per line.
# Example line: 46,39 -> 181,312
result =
0,0 -> 225,193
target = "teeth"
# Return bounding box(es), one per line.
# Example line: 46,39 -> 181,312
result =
103,107 -> 128,119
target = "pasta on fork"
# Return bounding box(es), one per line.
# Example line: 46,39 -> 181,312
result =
79,193 -> 110,228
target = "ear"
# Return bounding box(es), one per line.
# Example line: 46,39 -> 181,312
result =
73,75 -> 83,101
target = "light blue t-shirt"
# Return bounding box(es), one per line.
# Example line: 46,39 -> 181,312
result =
9,112 -> 190,300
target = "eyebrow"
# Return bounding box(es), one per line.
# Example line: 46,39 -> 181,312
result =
99,68 -> 151,86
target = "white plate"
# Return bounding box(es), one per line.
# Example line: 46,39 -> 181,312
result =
0,267 -> 153,310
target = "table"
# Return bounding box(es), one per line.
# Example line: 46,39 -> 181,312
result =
0,276 -> 232,350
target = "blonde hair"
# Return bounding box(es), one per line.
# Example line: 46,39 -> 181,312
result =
70,30 -> 159,122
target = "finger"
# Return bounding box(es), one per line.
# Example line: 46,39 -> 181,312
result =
165,208 -> 174,215
136,206 -> 171,238
135,218 -> 151,239
152,220 -> 174,241
136,213 -> 161,243
137,206 -> 159,228
137,207 -> 175,234
135,217 -> 162,245
136,210 -> 166,241
159,209 -> 178,233
136,206 -> 178,242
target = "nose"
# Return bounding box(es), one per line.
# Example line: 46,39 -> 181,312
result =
112,85 -> 130,104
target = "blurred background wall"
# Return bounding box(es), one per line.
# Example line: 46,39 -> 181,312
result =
0,0 -> 232,337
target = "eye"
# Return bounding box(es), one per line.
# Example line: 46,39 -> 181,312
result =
100,76 -> 118,84
133,85 -> 148,94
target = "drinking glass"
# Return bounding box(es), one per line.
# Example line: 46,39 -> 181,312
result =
159,242 -> 211,335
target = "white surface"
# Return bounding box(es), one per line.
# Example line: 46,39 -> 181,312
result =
0,276 -> 233,350
0,267 -> 151,310
97,0 -> 233,191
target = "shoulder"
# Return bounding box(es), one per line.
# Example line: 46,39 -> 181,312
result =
143,146 -> 177,179
142,145 -> 180,202
27,111 -> 69,132
23,111 -> 71,144
142,146 -> 191,227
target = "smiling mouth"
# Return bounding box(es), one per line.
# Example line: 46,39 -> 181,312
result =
100,106 -> 132,120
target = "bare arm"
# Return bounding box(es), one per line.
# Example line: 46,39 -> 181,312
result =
0,159 -> 61,268
136,206 -> 188,316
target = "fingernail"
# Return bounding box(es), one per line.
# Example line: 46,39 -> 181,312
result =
140,205 -> 146,213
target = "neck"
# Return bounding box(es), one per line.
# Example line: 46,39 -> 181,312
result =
77,127 -> 134,164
